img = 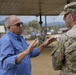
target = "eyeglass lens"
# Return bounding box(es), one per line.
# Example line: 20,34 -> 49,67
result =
15,22 -> 23,27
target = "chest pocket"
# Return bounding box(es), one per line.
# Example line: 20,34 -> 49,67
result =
65,39 -> 76,60
65,37 -> 76,55
14,46 -> 23,54
64,41 -> 76,71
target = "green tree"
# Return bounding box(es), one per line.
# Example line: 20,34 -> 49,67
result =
28,20 -> 40,30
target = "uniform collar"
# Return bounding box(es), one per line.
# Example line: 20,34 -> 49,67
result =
72,24 -> 76,29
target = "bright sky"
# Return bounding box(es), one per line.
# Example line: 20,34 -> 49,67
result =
0,15 -> 65,24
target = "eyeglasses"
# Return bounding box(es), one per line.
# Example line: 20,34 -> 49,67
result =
11,22 -> 23,27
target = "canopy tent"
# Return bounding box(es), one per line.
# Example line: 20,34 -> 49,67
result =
0,0 -> 76,38
0,25 -> 5,38
0,0 -> 76,16
0,26 -> 5,33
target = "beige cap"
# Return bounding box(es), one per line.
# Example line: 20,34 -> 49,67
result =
60,2 -> 76,15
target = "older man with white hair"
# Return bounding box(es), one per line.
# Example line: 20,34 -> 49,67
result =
0,15 -> 55,75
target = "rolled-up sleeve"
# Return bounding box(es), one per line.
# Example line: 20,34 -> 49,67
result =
0,39 -> 17,70
30,48 -> 40,58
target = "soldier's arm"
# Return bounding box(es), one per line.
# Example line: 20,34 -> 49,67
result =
51,38 -> 65,70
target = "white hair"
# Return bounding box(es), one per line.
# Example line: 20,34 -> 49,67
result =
5,16 -> 13,29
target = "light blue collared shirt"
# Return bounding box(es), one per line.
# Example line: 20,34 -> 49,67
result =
0,32 -> 40,75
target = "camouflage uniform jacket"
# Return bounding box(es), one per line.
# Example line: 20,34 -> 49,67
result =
51,25 -> 76,75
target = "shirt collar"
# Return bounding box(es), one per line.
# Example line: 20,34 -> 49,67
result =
7,31 -> 23,40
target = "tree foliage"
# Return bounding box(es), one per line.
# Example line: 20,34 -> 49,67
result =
28,20 -> 40,30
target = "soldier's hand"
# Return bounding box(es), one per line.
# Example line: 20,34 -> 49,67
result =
42,37 -> 56,46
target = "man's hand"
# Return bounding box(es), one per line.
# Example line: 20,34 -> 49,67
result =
26,39 -> 39,54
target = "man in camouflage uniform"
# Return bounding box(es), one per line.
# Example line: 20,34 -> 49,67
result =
51,2 -> 76,75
